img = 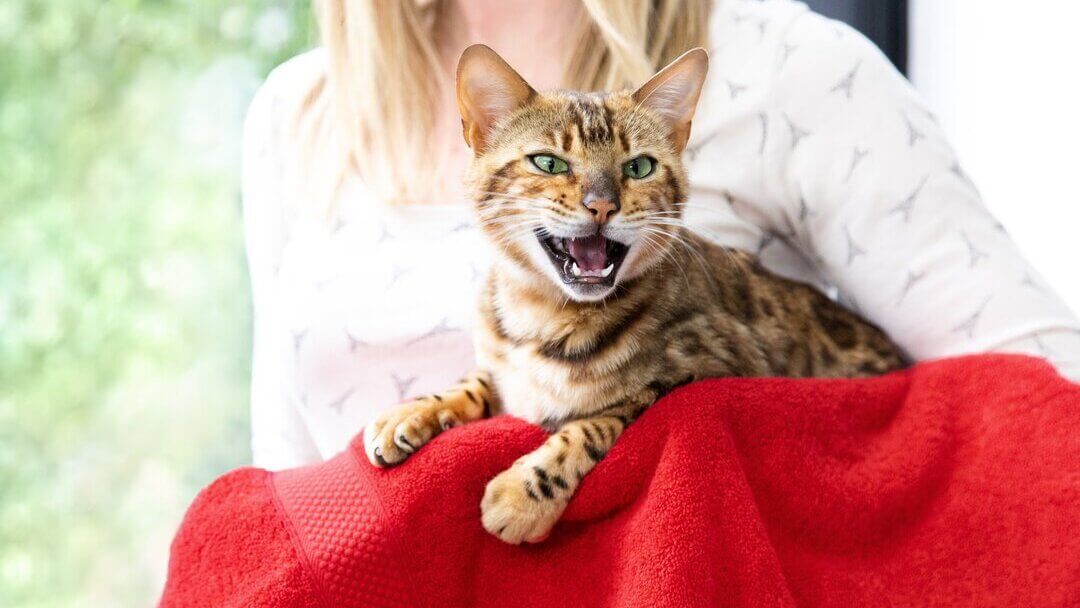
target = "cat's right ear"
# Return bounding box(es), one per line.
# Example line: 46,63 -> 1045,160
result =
456,44 -> 536,153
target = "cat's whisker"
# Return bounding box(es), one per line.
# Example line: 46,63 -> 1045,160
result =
638,231 -> 692,293
625,209 -> 683,219
475,191 -> 558,207
674,201 -> 728,210
646,227 -> 709,270
476,213 -> 545,228
631,213 -> 735,249
639,225 -> 715,286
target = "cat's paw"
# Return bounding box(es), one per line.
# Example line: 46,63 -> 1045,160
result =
481,465 -> 567,544
363,399 -> 461,468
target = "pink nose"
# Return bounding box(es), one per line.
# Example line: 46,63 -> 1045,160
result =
584,198 -> 619,224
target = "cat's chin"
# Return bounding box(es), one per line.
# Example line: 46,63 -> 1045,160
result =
558,281 -> 619,302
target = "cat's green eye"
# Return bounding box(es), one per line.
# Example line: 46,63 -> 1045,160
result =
623,156 -> 655,179
530,154 -> 569,175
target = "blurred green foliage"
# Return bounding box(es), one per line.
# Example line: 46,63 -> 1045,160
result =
0,1 -> 311,605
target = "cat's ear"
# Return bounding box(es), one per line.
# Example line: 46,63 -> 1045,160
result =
456,44 -> 537,153
632,48 -> 709,153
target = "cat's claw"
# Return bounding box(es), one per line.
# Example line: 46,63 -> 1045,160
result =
363,400 -> 443,467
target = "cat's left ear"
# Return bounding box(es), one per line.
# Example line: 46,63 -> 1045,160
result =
632,48 -> 709,153
456,44 -> 537,153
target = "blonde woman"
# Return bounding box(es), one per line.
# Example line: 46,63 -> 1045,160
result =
242,0 -> 1080,470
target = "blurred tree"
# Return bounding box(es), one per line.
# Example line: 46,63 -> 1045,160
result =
0,1 -> 311,605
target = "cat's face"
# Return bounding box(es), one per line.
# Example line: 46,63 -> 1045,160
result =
457,45 -> 708,302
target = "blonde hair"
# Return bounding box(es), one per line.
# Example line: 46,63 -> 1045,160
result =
298,0 -> 710,208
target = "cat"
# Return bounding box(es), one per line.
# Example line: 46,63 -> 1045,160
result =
363,44 -> 905,545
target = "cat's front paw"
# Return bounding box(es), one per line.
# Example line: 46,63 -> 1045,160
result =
363,399 -> 461,468
481,465 -> 567,544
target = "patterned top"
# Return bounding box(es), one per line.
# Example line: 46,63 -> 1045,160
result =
242,0 -> 1080,470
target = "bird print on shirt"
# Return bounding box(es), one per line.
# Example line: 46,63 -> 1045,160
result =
961,232 -> 989,268
901,112 -> 925,147
723,79 -> 748,100
293,329 -> 309,357
345,329 -> 367,353
327,388 -> 355,415
378,223 -> 394,244
408,317 -> 458,346
1020,273 -> 1046,292
889,175 -> 929,223
843,226 -> 866,266
684,129 -> 721,162
784,113 -> 811,150
777,42 -> 798,71
844,146 -> 870,182
896,270 -> 928,306
754,17 -> 770,40
952,297 -> 993,339
390,373 -> 418,403
387,265 -> 412,288
830,60 -> 861,99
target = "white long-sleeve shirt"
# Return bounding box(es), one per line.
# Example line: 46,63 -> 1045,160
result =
242,0 -> 1080,470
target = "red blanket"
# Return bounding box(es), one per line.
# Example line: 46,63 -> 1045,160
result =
159,355 -> 1079,607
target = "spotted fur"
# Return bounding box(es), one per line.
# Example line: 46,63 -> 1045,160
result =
364,46 -> 905,545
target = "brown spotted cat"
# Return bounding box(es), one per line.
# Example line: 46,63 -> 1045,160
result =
363,45 -> 905,544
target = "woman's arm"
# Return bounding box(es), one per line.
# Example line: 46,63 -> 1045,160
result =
242,60 -> 323,469
690,2 -> 1080,381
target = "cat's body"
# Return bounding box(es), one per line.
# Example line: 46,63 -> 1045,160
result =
363,45 -> 904,544
479,235 -> 901,428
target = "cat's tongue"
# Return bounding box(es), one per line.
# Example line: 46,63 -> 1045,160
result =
567,234 -> 608,271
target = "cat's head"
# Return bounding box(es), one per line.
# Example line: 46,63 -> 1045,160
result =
456,44 -> 708,302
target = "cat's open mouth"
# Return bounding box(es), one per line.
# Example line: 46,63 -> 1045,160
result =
536,229 -> 630,286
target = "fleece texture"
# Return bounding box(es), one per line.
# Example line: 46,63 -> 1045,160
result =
159,355 -> 1079,607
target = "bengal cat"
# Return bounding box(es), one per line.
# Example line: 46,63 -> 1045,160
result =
363,45 -> 905,544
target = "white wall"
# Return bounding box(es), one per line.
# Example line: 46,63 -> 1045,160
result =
909,0 -> 1080,315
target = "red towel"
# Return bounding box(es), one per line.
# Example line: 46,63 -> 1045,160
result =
159,355 -> 1079,607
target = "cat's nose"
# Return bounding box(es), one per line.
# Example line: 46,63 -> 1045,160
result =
583,194 -> 620,225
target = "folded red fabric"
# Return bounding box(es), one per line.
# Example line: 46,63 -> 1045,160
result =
159,355 -> 1079,607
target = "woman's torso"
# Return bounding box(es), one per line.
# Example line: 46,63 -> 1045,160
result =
250,0 -> 1080,463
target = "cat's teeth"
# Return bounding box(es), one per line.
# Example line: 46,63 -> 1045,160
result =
601,263 -> 614,277
571,262 -> 582,276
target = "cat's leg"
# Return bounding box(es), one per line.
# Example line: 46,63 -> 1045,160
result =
364,370 -> 497,467
480,396 -> 650,544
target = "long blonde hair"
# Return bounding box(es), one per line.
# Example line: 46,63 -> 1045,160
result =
298,0 -> 710,208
